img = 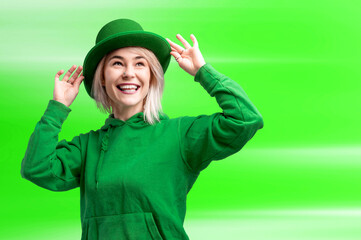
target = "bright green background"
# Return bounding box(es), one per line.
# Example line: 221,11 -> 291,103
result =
2,0 -> 361,239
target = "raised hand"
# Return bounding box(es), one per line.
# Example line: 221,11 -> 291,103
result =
53,65 -> 84,107
166,34 -> 206,76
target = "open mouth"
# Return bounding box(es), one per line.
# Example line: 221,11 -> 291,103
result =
116,84 -> 140,94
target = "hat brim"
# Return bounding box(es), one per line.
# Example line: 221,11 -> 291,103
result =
83,30 -> 171,98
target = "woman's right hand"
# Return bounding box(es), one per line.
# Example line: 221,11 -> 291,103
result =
53,65 -> 84,107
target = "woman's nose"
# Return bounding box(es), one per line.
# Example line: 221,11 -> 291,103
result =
123,66 -> 135,78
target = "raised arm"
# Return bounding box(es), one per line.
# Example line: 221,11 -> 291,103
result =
167,34 -> 263,174
20,65 -> 86,191
178,63 -> 263,174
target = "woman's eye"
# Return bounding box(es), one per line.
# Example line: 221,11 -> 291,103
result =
113,62 -> 144,66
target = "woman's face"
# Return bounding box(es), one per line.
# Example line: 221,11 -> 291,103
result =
103,47 -> 151,112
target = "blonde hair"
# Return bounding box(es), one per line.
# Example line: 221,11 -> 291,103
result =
91,47 -> 165,125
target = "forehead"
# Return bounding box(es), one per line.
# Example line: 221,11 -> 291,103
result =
107,47 -> 145,60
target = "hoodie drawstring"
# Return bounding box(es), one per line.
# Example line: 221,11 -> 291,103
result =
95,126 -> 112,190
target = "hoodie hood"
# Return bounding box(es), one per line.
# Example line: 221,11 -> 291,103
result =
100,111 -> 169,130
96,111 -> 169,190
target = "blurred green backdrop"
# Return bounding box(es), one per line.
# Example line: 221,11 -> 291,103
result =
1,0 -> 361,239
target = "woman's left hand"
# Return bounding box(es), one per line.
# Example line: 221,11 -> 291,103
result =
166,34 -> 206,77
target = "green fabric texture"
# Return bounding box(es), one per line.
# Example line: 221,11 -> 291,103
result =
21,63 -> 263,240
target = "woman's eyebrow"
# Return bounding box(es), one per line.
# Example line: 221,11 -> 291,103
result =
109,55 -> 145,61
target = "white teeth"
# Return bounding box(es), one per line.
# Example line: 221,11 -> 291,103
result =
118,85 -> 138,90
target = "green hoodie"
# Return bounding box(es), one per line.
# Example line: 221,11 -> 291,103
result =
21,63 -> 263,240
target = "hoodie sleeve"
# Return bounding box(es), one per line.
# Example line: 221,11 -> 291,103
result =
20,99 -> 85,191
178,63 -> 264,174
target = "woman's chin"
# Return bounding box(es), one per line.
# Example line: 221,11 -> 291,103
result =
113,99 -> 143,109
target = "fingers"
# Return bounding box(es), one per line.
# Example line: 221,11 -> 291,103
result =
55,70 -> 64,82
166,37 -> 185,54
166,34 -> 198,56
170,49 -> 182,64
68,65 -> 83,84
190,34 -> 198,48
73,71 -> 85,88
55,65 -> 84,87
62,65 -> 77,82
176,34 -> 192,49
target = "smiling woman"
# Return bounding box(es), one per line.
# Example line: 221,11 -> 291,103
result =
92,46 -> 165,124
20,18 -> 263,240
